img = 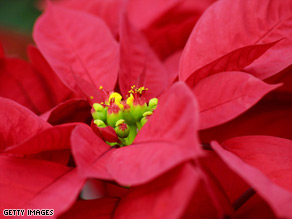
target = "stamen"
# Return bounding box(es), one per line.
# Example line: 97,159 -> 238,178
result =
91,85 -> 157,147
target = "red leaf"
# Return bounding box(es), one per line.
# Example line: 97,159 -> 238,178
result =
211,141 -> 292,218
0,97 -> 50,151
23,168 -> 85,217
59,198 -> 118,219
53,0 -> 126,38
265,64 -> 292,98
0,57 -> 56,114
46,99 -> 92,125
180,0 -> 292,81
5,123 -> 78,155
199,99 -> 292,143
107,82 -> 201,185
185,41 -> 279,86
71,125 -> 114,181
195,162 -> 234,217
27,45 -> 74,105
33,2 -> 119,94
141,0 -> 216,59
127,0 -> 180,30
114,163 -> 199,219
0,155 -> 85,217
91,121 -> 120,143
119,16 -> 168,100
199,150 -> 276,218
222,136 -> 292,193
193,71 -> 280,129
163,50 -> 182,86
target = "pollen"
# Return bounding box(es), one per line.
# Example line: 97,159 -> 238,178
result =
126,94 -> 134,106
128,85 -> 148,95
109,92 -> 123,109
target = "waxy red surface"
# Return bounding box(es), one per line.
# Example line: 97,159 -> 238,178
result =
1,0 -> 292,217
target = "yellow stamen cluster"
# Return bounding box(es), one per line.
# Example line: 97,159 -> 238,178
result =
109,92 -> 123,109
128,85 -> 148,95
92,85 -> 158,147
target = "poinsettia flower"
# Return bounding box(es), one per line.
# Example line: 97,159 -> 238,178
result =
198,146 -> 278,218
70,82 -> 201,185
47,0 -> 216,60
0,43 -> 74,115
198,137 -> 292,218
0,96 -> 89,216
180,0 -> 292,81
200,89 -> 292,143
0,154 -> 85,214
34,1 -> 283,132
31,0 -> 291,216
5,4 -> 207,217
1,0 -> 291,218
178,0 -> 292,130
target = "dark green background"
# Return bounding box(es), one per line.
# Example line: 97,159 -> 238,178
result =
0,0 -> 41,33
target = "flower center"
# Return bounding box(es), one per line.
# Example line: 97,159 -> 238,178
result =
91,85 -> 158,147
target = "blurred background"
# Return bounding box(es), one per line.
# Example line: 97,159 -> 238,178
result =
0,0 -> 41,58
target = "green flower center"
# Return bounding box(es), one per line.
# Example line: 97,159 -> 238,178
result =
91,85 -> 158,147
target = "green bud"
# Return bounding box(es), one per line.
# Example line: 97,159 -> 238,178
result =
107,107 -> 123,127
123,108 -> 136,125
140,111 -> 152,127
141,117 -> 147,127
93,103 -> 103,111
114,119 -> 130,138
94,119 -> 106,128
130,102 -> 147,121
148,98 -> 158,111
92,103 -> 107,121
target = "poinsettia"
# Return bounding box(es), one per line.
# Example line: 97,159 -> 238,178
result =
197,136 -> 292,218
1,0 -> 292,218
181,0 -> 292,217
42,0 -> 216,60
0,96 -> 88,214
0,42 -> 76,115
32,0 -> 292,217
180,0 -> 292,130
31,2 -> 229,217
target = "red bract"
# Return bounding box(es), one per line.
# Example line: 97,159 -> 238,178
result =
1,0 -> 292,218
0,97 -> 88,216
119,15 -> 168,100
128,0 -> 217,59
114,163 -> 200,219
222,136 -> 292,193
59,198 -> 119,219
210,140 -> 292,218
180,0 -> 292,81
34,2 -> 120,93
0,44 -> 73,115
0,97 -> 50,151
198,149 -> 278,218
32,4 -> 210,217
193,71 -> 280,129
52,0 -> 216,60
